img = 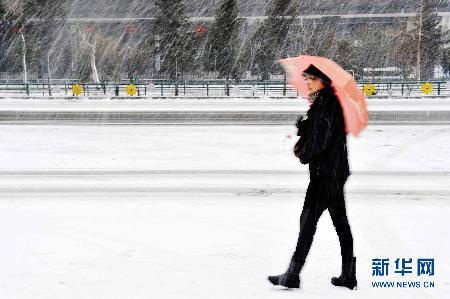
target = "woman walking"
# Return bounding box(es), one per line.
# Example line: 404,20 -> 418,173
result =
268,64 -> 357,290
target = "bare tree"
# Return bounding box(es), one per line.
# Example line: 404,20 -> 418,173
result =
77,26 -> 100,83
20,30 -> 27,83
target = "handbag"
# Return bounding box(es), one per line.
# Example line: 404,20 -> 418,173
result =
293,137 -> 306,158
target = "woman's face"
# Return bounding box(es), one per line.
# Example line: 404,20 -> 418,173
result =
305,75 -> 326,93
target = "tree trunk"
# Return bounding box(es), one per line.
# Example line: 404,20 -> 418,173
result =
78,26 -> 100,83
47,52 -> 52,96
90,39 -> 100,83
21,32 -> 27,84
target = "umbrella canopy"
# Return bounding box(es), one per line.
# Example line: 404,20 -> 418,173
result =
279,55 -> 368,137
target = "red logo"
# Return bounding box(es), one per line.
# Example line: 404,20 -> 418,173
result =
195,25 -> 208,36
84,26 -> 96,33
11,26 -> 27,33
125,25 -> 138,33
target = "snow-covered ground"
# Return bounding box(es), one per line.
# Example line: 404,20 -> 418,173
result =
0,123 -> 449,298
0,125 -> 449,172
1,193 -> 448,299
1,97 -> 450,112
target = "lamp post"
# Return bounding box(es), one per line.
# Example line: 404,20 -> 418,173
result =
47,51 -> 52,96
417,0 -> 423,81
175,58 -> 179,96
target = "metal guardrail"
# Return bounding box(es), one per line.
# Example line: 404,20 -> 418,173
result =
358,81 -> 448,96
0,80 -> 448,98
0,81 -> 298,97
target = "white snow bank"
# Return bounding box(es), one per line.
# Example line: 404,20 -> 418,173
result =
1,97 -> 450,111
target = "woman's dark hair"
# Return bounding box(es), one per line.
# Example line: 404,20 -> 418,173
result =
303,64 -> 332,84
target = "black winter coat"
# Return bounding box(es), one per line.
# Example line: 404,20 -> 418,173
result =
296,86 -> 350,179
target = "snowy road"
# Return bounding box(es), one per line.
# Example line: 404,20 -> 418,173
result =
1,125 -> 449,172
1,193 -> 448,299
0,124 -> 449,298
0,170 -> 449,197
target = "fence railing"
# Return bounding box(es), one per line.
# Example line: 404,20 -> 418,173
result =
0,80 -> 448,98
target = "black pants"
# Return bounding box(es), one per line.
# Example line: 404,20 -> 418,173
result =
292,177 -> 353,267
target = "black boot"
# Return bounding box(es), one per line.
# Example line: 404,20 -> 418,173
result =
331,257 -> 357,290
268,259 -> 303,288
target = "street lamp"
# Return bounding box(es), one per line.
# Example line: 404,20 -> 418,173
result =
417,0 -> 423,81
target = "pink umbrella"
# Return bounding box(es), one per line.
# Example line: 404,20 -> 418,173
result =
279,55 -> 368,137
